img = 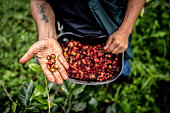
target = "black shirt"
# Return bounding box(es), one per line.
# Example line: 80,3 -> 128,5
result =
47,0 -> 106,37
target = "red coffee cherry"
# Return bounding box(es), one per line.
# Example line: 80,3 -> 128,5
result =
47,64 -> 51,69
46,55 -> 51,60
51,59 -> 56,64
53,64 -> 60,69
51,54 -> 56,59
48,61 -> 52,65
61,39 -> 119,82
50,68 -> 56,72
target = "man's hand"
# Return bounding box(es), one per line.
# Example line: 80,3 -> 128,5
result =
104,30 -> 129,54
19,38 -> 69,84
104,0 -> 146,54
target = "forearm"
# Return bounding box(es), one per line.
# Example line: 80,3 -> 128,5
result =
30,0 -> 56,40
119,0 -> 146,34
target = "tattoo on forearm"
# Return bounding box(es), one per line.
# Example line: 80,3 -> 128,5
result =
41,14 -> 49,23
40,3 -> 46,13
37,3 -> 49,23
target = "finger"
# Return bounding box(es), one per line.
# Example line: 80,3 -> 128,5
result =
53,71 -> 63,84
112,46 -> 122,54
19,45 -> 36,64
56,60 -> 68,80
113,43 -> 127,54
113,46 -> 125,54
58,54 -> 69,69
104,36 -> 113,50
41,65 -> 55,83
107,41 -> 117,53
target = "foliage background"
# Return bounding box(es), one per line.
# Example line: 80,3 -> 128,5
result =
0,0 -> 169,113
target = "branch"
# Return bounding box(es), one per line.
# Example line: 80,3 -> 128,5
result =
45,77 -> 50,113
60,95 -> 69,113
0,80 -> 13,102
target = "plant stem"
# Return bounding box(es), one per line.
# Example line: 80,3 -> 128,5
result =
60,95 -> 69,113
0,80 -> 13,102
45,76 -> 50,113
23,103 -> 31,113
23,107 -> 28,113
66,96 -> 72,113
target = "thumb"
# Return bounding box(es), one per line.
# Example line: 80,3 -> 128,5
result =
19,45 -> 36,64
104,36 -> 113,50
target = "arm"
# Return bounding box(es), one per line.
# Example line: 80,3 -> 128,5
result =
19,0 -> 69,84
104,0 -> 146,54
30,0 -> 56,40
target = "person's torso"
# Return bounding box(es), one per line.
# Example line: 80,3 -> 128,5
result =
47,0 -> 107,38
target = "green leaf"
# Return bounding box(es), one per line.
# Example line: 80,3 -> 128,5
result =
36,98 -> 48,105
31,101 -> 47,111
32,85 -> 44,99
28,62 -> 42,72
70,84 -> 86,95
142,77 -> 151,89
12,102 -> 17,113
140,8 -> 145,17
106,103 -> 116,113
88,97 -> 97,107
50,101 -> 56,108
146,0 -> 152,2
61,80 -> 76,92
1,101 -> 10,113
18,81 -> 35,107
28,105 -> 40,112
34,98 -> 56,110
72,101 -> 86,112
88,97 -> 98,111
54,97 -> 63,103
60,82 -> 69,95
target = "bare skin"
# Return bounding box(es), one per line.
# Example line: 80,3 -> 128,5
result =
19,0 -> 68,84
20,0 -> 145,84
104,0 -> 146,54
19,38 -> 69,84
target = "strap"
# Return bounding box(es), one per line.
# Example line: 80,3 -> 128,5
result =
88,0 -> 118,35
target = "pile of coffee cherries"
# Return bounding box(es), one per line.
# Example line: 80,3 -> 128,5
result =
61,39 -> 119,82
46,54 -> 60,72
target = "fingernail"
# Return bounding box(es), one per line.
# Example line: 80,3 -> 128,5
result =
66,65 -> 69,69
50,78 -> 55,83
59,79 -> 63,84
64,74 -> 68,80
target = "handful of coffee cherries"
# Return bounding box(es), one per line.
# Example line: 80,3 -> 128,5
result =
46,54 -> 60,72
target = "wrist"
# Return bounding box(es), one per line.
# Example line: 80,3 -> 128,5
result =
116,27 -> 131,39
38,32 -> 57,40
119,23 -> 133,36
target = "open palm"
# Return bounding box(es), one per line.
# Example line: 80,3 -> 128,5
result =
19,38 -> 69,84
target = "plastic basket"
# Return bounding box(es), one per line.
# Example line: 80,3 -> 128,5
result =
58,32 -> 124,85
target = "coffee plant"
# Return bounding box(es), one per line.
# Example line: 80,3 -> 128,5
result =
0,0 -> 169,113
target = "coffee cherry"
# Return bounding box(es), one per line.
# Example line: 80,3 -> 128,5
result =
50,68 -> 56,72
46,55 -> 51,60
61,39 -> 119,82
51,54 -> 56,59
51,59 -> 56,64
48,61 -> 52,65
108,65 -> 112,69
47,64 -> 51,69
71,51 -> 76,56
53,64 -> 60,69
